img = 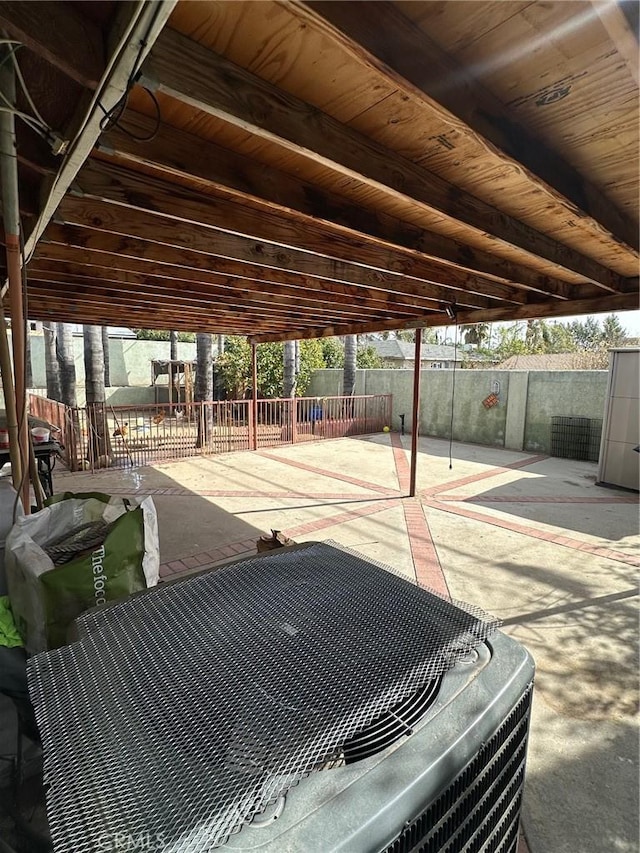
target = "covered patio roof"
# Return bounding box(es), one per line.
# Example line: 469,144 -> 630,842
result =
1,0 -> 637,342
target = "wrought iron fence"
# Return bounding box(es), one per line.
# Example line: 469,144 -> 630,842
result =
29,394 -> 391,471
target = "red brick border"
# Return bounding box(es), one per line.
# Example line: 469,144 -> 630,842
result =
437,494 -> 638,504
424,497 -> 640,568
423,454 -> 548,498
257,450 -> 397,495
390,432 -> 411,493
403,499 -> 449,596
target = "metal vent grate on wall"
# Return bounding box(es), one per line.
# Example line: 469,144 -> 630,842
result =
551,416 -> 603,462
28,541 -> 500,853
384,687 -> 532,853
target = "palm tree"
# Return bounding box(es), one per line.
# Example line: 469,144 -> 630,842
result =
283,340 -> 296,397
83,325 -> 111,466
195,333 -> 213,447
102,326 -> 110,387
43,323 -> 61,400
461,323 -> 490,347
343,335 -> 357,396
169,330 -> 178,410
57,322 -> 77,407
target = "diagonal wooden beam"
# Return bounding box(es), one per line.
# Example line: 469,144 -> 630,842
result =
0,1 -> 104,88
73,160 -> 534,304
297,0 -> 639,253
39,224 -> 493,311
141,27 -> 628,290
251,291 -> 640,343
58,194 -> 526,307
100,115 -> 594,301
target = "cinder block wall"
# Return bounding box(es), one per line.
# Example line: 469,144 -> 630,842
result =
308,369 -> 608,453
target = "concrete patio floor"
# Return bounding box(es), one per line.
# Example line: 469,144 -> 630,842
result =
11,433 -> 640,852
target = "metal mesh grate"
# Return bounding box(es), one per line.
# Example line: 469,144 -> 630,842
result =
550,416 -> 603,462
28,541 -> 499,852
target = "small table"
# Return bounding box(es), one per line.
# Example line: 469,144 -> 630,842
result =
0,440 -> 62,499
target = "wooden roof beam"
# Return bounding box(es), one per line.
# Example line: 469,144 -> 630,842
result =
58,195 -> 522,308
39,225 -> 486,311
25,292 -> 304,333
251,291 -> 640,344
297,0 -> 639,253
100,114 -> 587,300
72,160 -> 531,304
27,265 -> 416,323
141,28 -> 628,291
0,1 -> 104,89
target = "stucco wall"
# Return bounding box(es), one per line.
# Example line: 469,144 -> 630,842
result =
308,369 -> 608,453
28,335 -> 197,389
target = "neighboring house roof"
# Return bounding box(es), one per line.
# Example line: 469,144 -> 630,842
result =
497,353 -> 598,370
367,340 -> 462,362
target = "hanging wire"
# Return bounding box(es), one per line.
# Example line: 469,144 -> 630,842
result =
0,43 -> 55,142
11,46 -> 49,129
98,85 -> 161,141
448,310 -> 459,471
97,8 -> 163,143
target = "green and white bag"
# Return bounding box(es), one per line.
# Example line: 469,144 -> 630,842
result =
6,492 -> 159,654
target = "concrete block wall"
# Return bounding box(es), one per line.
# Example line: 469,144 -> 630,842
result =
308,369 -> 608,454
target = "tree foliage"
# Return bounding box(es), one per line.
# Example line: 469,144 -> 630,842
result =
490,315 -> 628,361
133,329 -> 195,342
215,336 -> 380,398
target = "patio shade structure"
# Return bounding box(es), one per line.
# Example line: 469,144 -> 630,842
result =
0,0 -> 638,496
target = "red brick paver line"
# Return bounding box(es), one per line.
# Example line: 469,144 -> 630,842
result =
158,502 -> 401,579
104,486 -> 395,501
437,494 -> 638,504
423,454 -> 548,498
424,497 -> 640,568
257,450 -> 397,495
285,498 -> 400,538
403,499 -> 449,597
390,432 -> 411,493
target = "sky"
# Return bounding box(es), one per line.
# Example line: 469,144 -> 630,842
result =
434,309 -> 640,346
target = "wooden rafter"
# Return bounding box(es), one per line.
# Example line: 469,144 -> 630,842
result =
141,27 -> 627,291
38,225 -> 494,311
27,264 -> 419,323
297,0 -> 639,252
100,115 -> 599,300
0,1 -> 104,88
251,292 -> 640,344
59,191 -> 527,307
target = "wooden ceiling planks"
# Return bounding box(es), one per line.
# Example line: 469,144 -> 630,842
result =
140,26 -> 629,290
398,1 -> 639,218
7,0 -> 638,340
297,1 -> 637,258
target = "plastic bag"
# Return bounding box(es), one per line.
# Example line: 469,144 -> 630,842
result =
6,492 -> 159,654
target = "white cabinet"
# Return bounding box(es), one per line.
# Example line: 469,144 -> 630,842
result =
597,348 -> 639,492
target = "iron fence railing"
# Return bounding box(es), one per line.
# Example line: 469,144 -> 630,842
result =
28,394 -> 391,471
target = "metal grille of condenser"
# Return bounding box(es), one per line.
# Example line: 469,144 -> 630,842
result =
550,416 -> 603,462
28,541 -> 500,853
385,687 -> 532,853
